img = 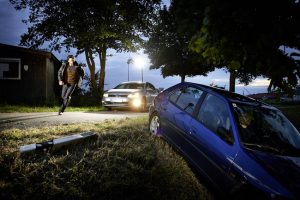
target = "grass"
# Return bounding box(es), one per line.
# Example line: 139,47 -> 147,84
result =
1,104 -> 298,200
0,117 -> 213,200
0,105 -> 106,113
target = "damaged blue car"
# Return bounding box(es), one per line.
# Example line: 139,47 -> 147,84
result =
149,82 -> 300,199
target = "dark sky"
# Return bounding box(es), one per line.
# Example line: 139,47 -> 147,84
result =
0,0 -> 28,45
0,0 -> 272,94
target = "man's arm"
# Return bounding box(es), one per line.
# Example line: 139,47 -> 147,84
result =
58,63 -> 66,85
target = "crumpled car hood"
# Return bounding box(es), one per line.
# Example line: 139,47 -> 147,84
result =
246,149 -> 300,199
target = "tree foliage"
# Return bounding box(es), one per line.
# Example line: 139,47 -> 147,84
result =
144,5 -> 214,82
175,0 -> 300,92
10,0 -> 161,101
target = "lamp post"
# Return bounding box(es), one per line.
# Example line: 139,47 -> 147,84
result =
141,67 -> 143,82
127,58 -> 133,81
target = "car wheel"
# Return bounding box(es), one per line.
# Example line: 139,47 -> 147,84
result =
149,112 -> 161,136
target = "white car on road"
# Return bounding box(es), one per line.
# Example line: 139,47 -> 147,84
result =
102,81 -> 159,111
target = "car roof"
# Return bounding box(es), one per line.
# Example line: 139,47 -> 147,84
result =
184,82 -> 267,105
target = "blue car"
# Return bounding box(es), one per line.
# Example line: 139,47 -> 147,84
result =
149,82 -> 300,199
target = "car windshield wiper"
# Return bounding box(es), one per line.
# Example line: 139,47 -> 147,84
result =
243,143 -> 282,154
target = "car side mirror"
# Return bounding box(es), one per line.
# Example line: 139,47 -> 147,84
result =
217,127 -> 234,144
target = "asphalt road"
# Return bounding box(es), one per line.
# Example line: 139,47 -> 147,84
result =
0,111 -> 147,130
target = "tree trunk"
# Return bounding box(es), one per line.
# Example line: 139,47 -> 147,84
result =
84,48 -> 98,96
268,79 -> 273,93
97,46 -> 107,105
180,75 -> 185,83
229,71 -> 236,92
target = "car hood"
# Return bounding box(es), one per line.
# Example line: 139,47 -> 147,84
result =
245,148 -> 300,199
107,89 -> 141,93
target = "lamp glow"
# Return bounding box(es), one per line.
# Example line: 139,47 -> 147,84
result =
134,56 -> 145,82
134,56 -> 145,68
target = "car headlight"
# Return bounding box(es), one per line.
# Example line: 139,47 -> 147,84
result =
103,93 -> 108,98
132,99 -> 142,107
128,93 -> 140,98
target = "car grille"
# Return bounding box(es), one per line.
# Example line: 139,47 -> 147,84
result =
108,94 -> 128,97
105,102 -> 128,105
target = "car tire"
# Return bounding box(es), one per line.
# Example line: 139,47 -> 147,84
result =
149,112 -> 161,136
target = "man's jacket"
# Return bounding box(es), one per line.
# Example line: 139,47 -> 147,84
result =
58,62 -> 84,87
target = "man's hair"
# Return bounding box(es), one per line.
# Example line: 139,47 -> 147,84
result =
67,55 -> 74,60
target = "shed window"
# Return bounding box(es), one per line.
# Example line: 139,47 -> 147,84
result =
0,58 -> 21,80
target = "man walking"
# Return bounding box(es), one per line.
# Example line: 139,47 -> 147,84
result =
57,55 -> 84,115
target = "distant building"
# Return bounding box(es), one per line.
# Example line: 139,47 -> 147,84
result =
0,43 -> 61,104
247,86 -> 300,102
247,92 -> 276,100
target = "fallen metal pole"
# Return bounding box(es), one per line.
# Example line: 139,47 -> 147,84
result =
19,132 -> 97,153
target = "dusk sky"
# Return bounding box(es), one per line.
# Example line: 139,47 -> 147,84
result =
0,0 -> 282,95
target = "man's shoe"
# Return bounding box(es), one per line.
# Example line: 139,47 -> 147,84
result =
58,111 -> 63,115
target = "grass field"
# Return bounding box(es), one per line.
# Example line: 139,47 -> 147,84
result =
0,117 -> 213,200
0,104 -> 299,199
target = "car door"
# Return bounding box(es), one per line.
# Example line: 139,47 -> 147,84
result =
183,93 -> 238,191
145,83 -> 157,105
160,86 -> 204,151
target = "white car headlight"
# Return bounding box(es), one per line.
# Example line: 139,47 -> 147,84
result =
132,99 -> 142,107
128,93 -> 140,98
103,93 -> 108,98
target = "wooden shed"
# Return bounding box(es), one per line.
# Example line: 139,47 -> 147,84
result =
0,43 -> 61,104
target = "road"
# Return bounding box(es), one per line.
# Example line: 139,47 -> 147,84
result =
0,111 -> 147,130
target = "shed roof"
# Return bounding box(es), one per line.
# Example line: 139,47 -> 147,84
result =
0,43 -> 61,64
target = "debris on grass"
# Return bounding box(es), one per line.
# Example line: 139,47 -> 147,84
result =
19,132 -> 97,154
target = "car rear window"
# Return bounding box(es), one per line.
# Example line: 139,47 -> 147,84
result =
169,89 -> 181,103
169,87 -> 203,115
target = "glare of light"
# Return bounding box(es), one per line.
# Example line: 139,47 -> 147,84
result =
132,99 -> 142,107
134,56 -> 145,68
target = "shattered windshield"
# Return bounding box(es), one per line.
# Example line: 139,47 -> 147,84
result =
233,103 -> 300,156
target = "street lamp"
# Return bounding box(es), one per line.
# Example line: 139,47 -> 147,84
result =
127,58 -> 133,81
134,56 -> 145,82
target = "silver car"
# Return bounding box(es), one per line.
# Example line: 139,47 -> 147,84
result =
102,81 -> 159,111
